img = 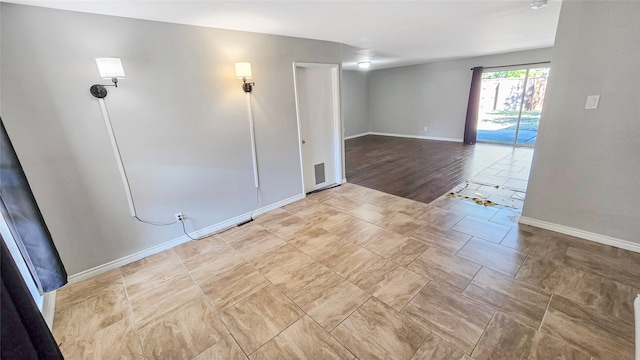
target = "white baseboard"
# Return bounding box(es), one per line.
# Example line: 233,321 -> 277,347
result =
42,291 -> 56,331
344,132 -> 371,140
344,131 -> 463,143
251,193 -> 305,218
68,193 -> 305,284
368,132 -> 463,143
518,216 -> 640,253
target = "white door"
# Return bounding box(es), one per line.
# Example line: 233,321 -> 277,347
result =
293,63 -> 343,193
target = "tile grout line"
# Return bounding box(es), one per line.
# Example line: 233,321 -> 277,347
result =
175,249 -> 207,300
174,243 -> 261,359
188,334 -> 245,360
323,295 -> 373,358
216,221 -> 343,358
246,307 -> 306,358
209,261 -> 303,358
538,293 -> 554,332
469,309 -> 498,357
330,293 -> 374,331
228,332 -> 251,359
119,271 -> 146,358
407,331 -> 432,360
512,253 -> 531,279
394,281 -> 476,356
402,277 -> 434,310
134,249 -> 231,358
460,273 -> 479,295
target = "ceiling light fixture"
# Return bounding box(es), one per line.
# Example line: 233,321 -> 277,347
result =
530,0 -> 548,10
358,61 -> 371,70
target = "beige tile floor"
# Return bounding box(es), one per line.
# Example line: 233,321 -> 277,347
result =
53,155 -> 638,360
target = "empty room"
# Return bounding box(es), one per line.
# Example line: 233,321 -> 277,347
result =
1,1 -> 638,359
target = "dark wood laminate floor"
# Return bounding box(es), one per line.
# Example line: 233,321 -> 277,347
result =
345,135 -> 517,204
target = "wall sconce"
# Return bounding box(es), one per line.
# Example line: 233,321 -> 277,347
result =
88,57 -> 136,217
235,62 -> 255,93
234,62 -> 260,191
90,57 -> 125,98
358,61 -> 371,69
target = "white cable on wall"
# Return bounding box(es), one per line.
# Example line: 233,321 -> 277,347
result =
97,99 -> 178,228
96,93 -> 254,234
98,98 -> 136,217
246,93 -> 260,189
95,95 -> 258,237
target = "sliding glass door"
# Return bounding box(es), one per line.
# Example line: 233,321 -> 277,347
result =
476,67 -> 549,145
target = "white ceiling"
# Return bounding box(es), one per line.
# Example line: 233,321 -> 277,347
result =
5,0 -> 562,70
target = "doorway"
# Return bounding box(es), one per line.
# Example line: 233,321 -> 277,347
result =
476,67 -> 549,145
292,63 -> 344,194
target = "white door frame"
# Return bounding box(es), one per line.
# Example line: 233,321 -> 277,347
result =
292,62 -> 345,195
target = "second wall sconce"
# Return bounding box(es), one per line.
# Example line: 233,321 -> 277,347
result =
235,62 -> 255,93
90,57 -> 126,98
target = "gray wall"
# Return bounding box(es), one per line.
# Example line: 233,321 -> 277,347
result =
368,48 -> 553,141
1,4 -> 342,274
523,1 -> 640,243
342,70 -> 369,137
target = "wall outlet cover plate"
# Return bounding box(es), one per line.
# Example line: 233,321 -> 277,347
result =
585,95 -> 600,110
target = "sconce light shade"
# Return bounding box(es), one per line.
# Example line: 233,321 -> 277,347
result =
90,57 -> 125,98
358,61 -> 371,69
235,62 -> 253,80
96,58 -> 126,79
235,62 -> 255,93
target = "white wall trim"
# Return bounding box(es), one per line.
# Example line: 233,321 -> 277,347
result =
42,291 -> 56,331
519,216 -> 640,254
344,131 -> 463,143
252,193 -> 306,218
344,132 -> 371,140
634,295 -> 639,360
68,193 -> 305,284
369,132 -> 463,143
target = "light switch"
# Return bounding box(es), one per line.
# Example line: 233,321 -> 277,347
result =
585,95 -> 600,110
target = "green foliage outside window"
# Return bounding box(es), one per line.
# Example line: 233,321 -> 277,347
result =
482,68 -> 549,79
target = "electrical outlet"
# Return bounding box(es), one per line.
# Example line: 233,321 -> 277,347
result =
585,95 -> 600,110
175,212 -> 185,221
423,126 -> 428,132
